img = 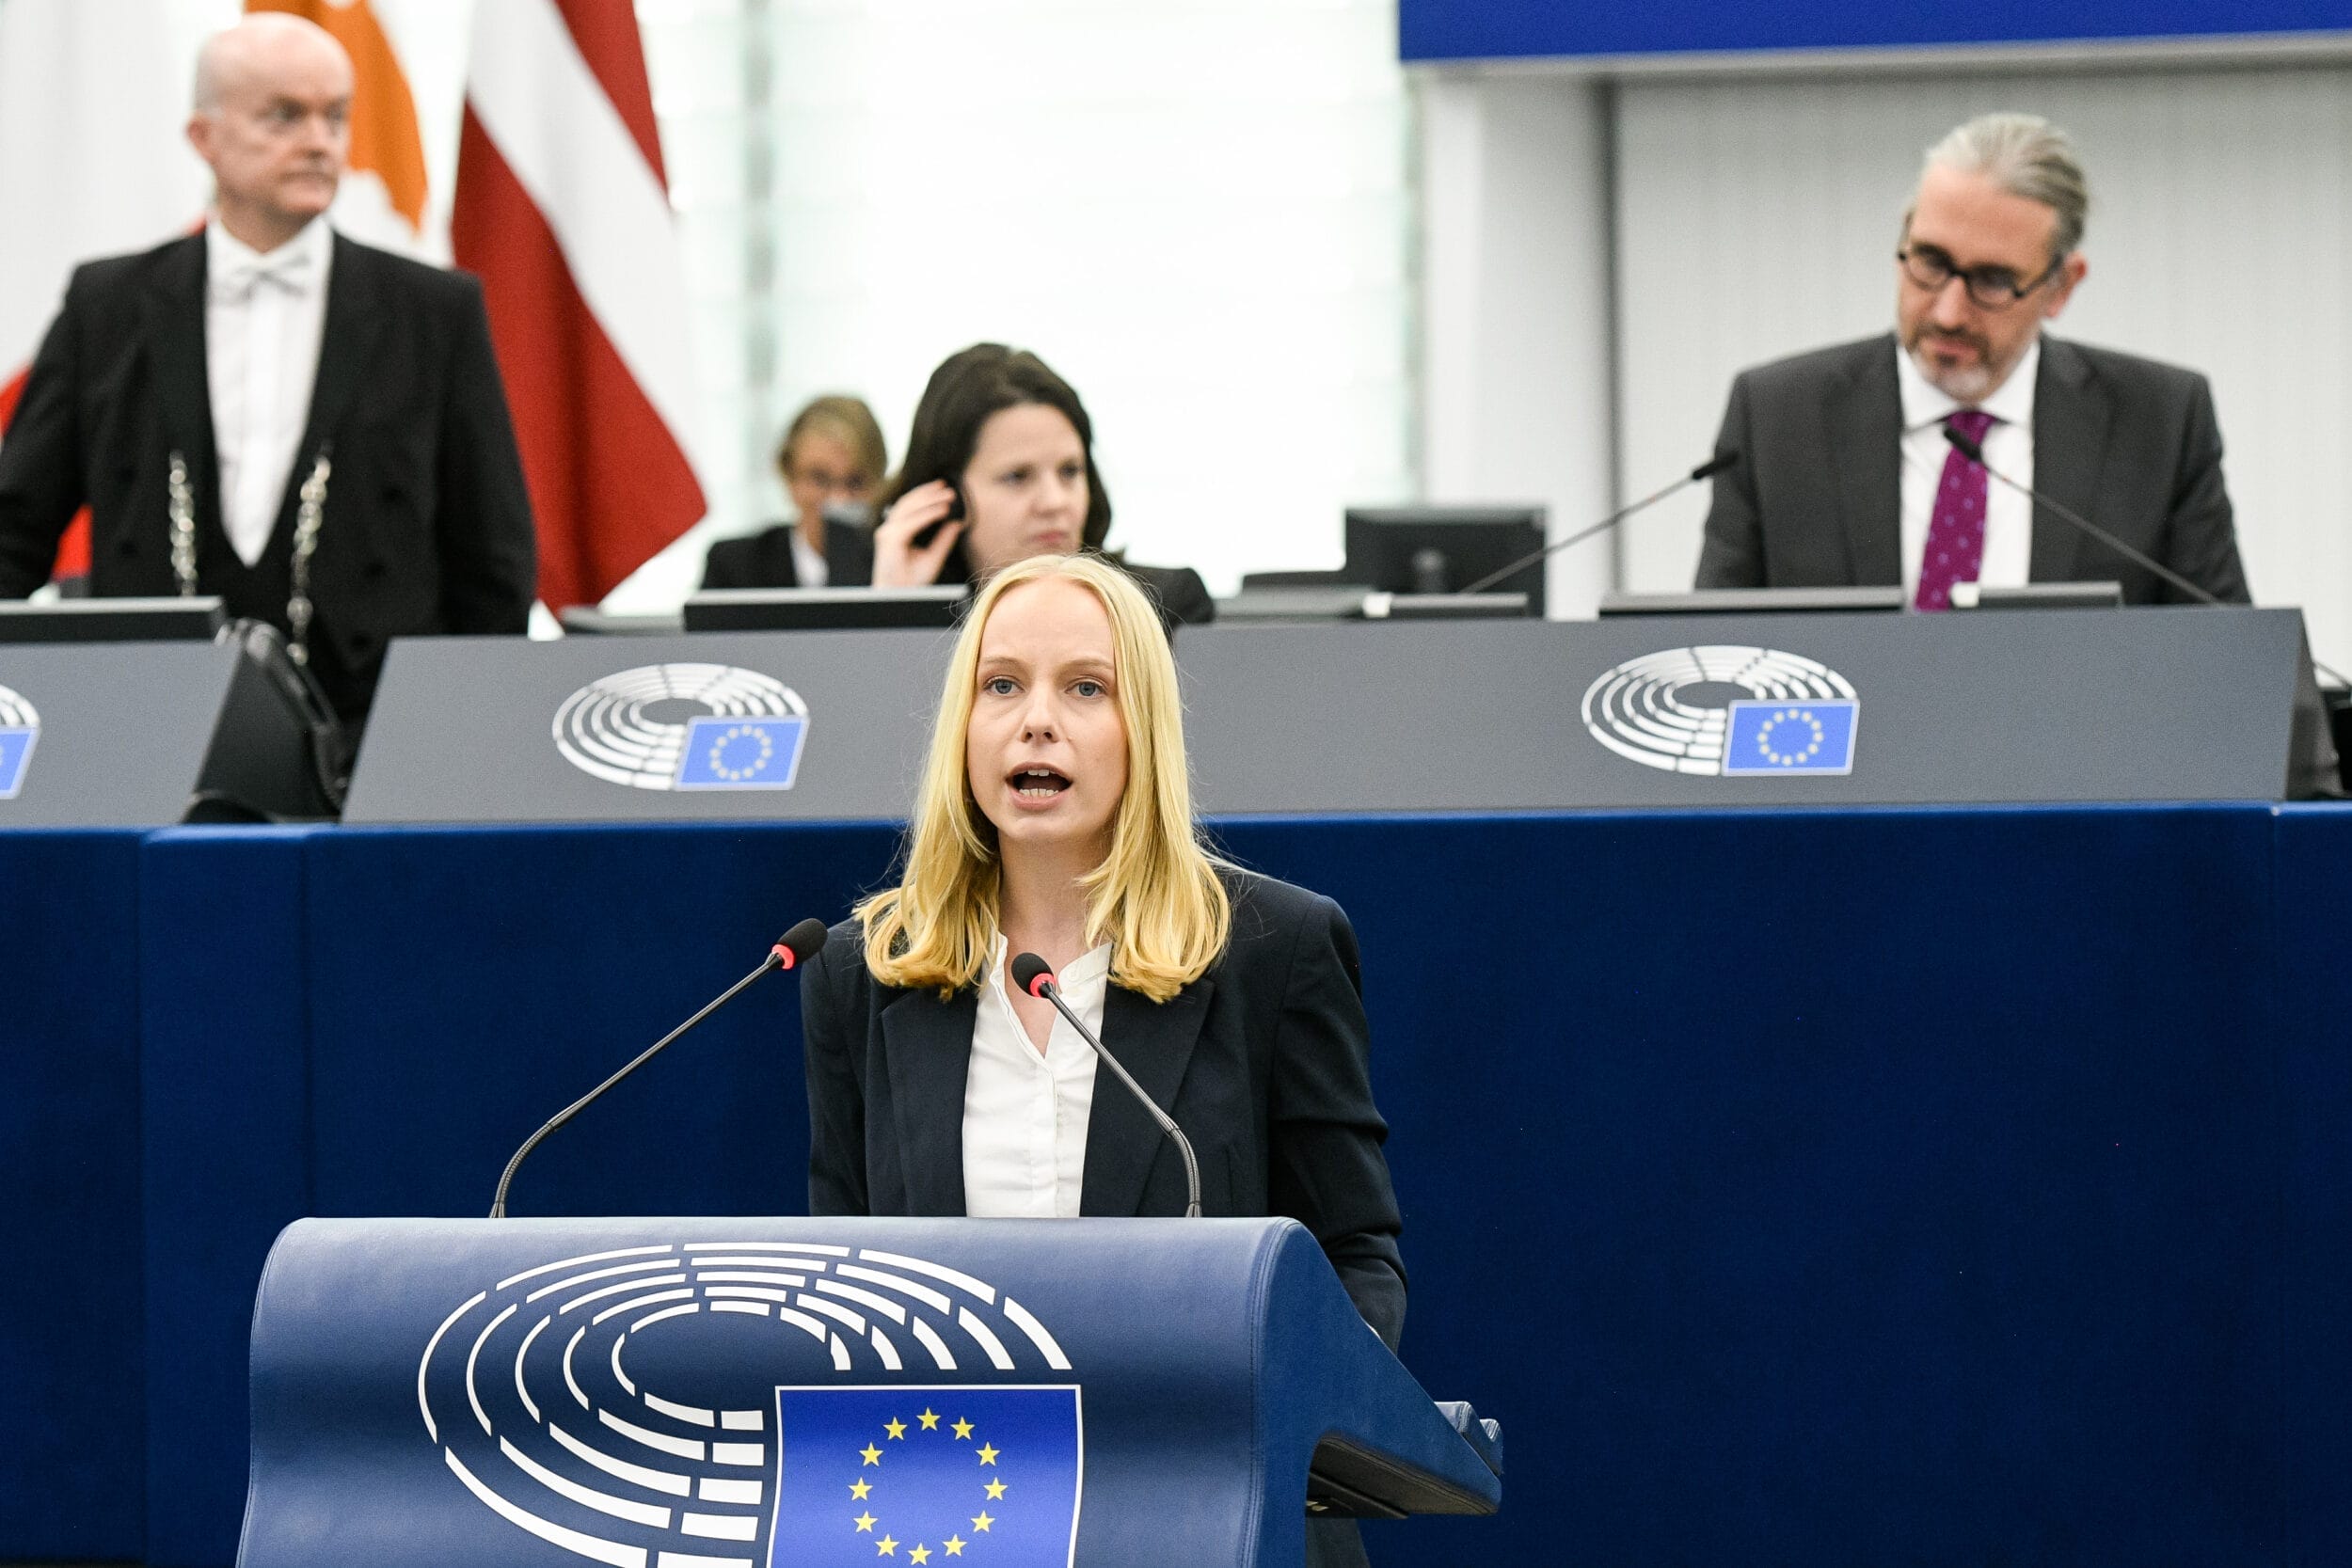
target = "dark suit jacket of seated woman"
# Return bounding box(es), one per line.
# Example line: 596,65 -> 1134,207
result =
705,518 -> 1216,634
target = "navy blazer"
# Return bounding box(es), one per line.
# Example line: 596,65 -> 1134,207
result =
1695,332 -> 2251,606
799,870 -> 1406,1350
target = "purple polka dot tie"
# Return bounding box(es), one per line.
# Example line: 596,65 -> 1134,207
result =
1914,409 -> 1997,612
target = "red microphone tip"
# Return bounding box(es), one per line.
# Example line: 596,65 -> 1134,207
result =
773,945 -> 797,971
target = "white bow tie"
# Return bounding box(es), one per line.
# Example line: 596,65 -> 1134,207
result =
212,246 -> 316,304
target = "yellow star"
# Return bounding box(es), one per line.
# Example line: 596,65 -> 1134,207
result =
853,1512 -> 877,1532
919,1408 -> 941,1431
908,1547 -> 931,1565
970,1511 -> 993,1533
975,1444 -> 999,1466
884,1418 -> 908,1440
984,1479 -> 1007,1500
861,1444 -> 883,1465
877,1536 -> 898,1557
850,1479 -> 872,1501
952,1418 -> 974,1440
944,1537 -> 966,1557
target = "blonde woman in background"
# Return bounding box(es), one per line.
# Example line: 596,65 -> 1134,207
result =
700,394 -> 887,589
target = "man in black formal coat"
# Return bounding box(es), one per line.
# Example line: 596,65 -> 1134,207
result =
1696,112 -> 2250,609
0,13 -> 533,722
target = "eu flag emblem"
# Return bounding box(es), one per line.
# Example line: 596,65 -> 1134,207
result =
1722,700 -> 1858,775
675,715 -> 806,789
0,727 -> 34,800
770,1385 -> 1082,1567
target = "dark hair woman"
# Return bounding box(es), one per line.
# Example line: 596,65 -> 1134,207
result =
867,344 -> 1214,627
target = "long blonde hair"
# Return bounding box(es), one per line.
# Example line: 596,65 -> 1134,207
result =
857,554 -> 1231,1001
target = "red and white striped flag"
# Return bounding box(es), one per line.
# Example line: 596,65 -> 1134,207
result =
0,0 -> 205,580
451,0 -> 707,611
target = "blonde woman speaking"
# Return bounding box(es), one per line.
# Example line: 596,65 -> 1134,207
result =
797,554 -> 1405,1354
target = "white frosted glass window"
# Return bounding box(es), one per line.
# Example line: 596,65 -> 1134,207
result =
622,0 -> 1417,606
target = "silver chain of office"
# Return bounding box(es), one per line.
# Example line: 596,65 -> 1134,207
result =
167,446 -> 332,666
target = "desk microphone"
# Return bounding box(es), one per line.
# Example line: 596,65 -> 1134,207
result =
1457,450 -> 1741,597
1009,952 -> 1201,1218
1937,424 -> 2232,609
489,917 -> 832,1219
1941,423 -> 2349,691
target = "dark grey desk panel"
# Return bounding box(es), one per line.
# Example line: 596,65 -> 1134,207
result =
0,642 -> 244,826
1178,608 -> 2307,812
344,630 -> 956,824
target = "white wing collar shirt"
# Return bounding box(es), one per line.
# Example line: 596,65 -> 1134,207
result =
205,215 -> 334,566
1896,335 -> 2039,601
962,934 -> 1111,1218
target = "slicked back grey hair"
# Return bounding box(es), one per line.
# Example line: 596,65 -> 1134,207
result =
1924,112 -> 2090,261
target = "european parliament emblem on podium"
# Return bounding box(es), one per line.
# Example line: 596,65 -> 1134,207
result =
251,1218 -> 1500,1567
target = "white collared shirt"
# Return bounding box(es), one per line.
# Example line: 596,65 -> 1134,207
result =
962,935 -> 1109,1219
1896,336 -> 2039,601
205,216 -> 333,566
790,528 -> 829,589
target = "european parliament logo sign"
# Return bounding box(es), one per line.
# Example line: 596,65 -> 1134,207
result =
0,683 -> 40,800
555,664 -> 807,791
771,1385 -> 1081,1565
1582,645 -> 1858,777
418,1242 -> 1080,1567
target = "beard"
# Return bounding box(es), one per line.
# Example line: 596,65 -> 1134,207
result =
1902,324 -> 2016,404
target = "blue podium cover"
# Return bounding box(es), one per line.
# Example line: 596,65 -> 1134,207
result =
242,1217 -> 1500,1568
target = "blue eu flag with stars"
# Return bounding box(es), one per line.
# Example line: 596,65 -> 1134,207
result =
769,1385 -> 1082,1566
1722,700 -> 1859,776
0,727 -> 34,800
675,715 -> 806,789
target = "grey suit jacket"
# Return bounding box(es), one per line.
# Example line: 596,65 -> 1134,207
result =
1694,332 -> 2250,606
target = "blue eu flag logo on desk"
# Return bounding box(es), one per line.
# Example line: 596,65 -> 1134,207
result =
0,727 -> 35,800
1722,700 -> 1859,776
770,1385 -> 1082,1566
675,715 -> 806,789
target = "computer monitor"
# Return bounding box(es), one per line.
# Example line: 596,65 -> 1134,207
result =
0,595 -> 227,642
1342,507 -> 1545,615
682,587 -> 965,632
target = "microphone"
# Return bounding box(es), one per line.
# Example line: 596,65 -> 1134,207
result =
488,917 -> 832,1219
1009,951 -> 1202,1219
1938,423 -> 2224,608
1457,450 -> 1741,597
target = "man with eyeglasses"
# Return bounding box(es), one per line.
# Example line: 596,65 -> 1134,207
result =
0,11 -> 535,723
1695,112 -> 2249,610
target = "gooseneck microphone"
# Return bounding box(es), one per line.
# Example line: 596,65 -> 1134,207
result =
1009,951 -> 1202,1219
489,917 -> 832,1219
1938,423 -> 2230,609
1457,450 -> 1741,597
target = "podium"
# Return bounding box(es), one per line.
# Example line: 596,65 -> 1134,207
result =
241,1217 -> 1502,1567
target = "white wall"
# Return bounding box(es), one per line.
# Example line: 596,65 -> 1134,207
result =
1417,74 -> 1617,617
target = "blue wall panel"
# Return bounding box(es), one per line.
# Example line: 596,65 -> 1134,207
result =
1400,0 -> 2352,61
1217,806 -> 2284,1566
2273,804 -> 2352,1565
139,828 -> 317,1568
0,831 -> 146,1560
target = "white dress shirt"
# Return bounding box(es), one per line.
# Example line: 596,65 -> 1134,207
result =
790,528 -> 829,588
1896,336 -> 2039,602
205,216 -> 333,566
962,936 -> 1109,1219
